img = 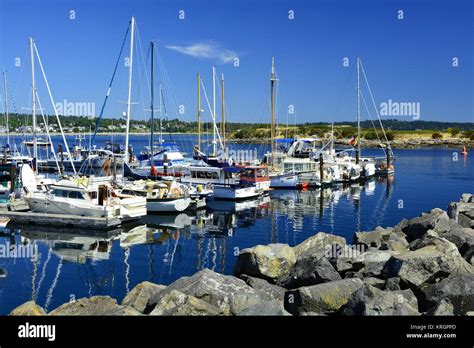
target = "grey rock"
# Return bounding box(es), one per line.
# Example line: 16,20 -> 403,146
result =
233,243 -> 296,281
9,301 -> 46,316
239,274 -> 286,303
238,301 -> 291,316
49,296 -> 120,316
399,208 -> 450,242
439,221 -> 474,262
383,240 -> 474,288
121,281 -> 167,313
341,285 -> 420,316
421,274 -> 474,315
351,249 -> 397,278
277,256 -> 341,289
385,277 -> 402,291
146,269 -> 262,315
149,290 -> 224,316
285,278 -> 364,315
293,232 -> 346,259
107,305 -> 143,316
426,299 -> 454,316
363,277 -> 386,289
354,227 -> 393,248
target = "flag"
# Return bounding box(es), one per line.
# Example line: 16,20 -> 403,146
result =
348,136 -> 358,146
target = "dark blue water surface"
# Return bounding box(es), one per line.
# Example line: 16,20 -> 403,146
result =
0,134 -> 472,314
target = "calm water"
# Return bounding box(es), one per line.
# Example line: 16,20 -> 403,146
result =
0,135 -> 472,314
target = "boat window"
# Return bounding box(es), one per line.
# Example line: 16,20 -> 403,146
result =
284,163 -> 293,172
224,171 -> 233,180
52,189 -> 68,197
89,191 -> 98,200
295,164 -> 304,172
69,191 -> 85,199
197,171 -> 207,179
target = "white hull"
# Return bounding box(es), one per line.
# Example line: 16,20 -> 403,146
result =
213,185 -> 263,200
26,194 -> 118,218
147,197 -> 191,212
119,197 -> 147,219
269,173 -> 299,188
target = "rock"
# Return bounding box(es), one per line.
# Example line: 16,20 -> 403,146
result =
239,275 -> 286,303
351,249 -> 397,278
385,277 -> 402,291
49,296 -> 120,315
380,232 -> 409,253
461,193 -> 474,203
276,256 -> 341,289
121,281 -> 167,313
421,274 -> 474,315
233,243 -> 296,281
238,301 -> 291,316
363,277 -> 386,289
383,240 -> 474,288
285,278 -> 364,315
9,301 -> 46,316
439,221 -> 474,262
146,269 -> 262,315
149,290 -> 224,316
107,305 -> 143,316
293,232 -> 346,259
354,227 -> 393,248
408,230 -> 440,250
448,196 -> 474,229
426,299 -> 454,316
398,208 -> 450,242
340,285 -> 420,315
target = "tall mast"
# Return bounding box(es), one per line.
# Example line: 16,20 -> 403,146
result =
197,72 -> 201,152
29,37 -> 38,174
159,83 -> 163,145
2,68 -> 9,146
221,73 -> 225,158
356,57 -> 361,164
150,41 -> 154,157
212,67 -> 216,157
124,16 -> 135,164
270,57 -> 276,169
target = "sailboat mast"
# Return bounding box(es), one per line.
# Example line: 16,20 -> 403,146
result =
159,83 -> 163,145
221,73 -> 225,158
356,57 -> 361,164
270,57 -> 276,169
197,73 -> 201,152
29,37 -> 38,174
2,68 -> 9,146
212,67 -> 217,157
150,41 -> 154,157
124,16 -> 135,164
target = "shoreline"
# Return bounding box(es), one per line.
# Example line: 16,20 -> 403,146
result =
1,133 -> 472,149
10,193 -> 474,316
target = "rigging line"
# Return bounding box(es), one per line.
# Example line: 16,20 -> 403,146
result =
359,60 -> 393,155
33,42 -> 77,174
44,258 -> 63,311
34,246 -> 52,302
360,90 -> 387,156
200,78 -> 223,150
90,22 -> 130,146
36,91 -> 61,172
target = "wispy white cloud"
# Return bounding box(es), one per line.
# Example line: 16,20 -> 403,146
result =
165,42 -> 237,64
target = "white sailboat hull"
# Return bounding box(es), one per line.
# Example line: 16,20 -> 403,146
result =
146,197 -> 191,213
213,185 -> 263,200
119,196 -> 147,219
269,173 -> 299,188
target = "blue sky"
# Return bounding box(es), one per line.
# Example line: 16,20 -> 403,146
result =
0,0 -> 472,125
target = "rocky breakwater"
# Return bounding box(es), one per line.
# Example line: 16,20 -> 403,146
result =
10,194 -> 474,316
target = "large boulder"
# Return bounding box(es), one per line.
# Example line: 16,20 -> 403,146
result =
396,208 -> 450,242
448,194 -> 474,229
238,301 -> 291,316
421,274 -> 474,315
439,221 -> 474,262
149,290 -> 224,316
350,249 -> 397,278
426,299 -> 455,316
340,285 -> 420,315
239,275 -> 286,303
383,239 -> 474,288
354,227 -> 393,248
107,305 -> 143,316
233,243 -> 296,281
293,232 -> 346,259
276,256 -> 341,289
284,278 -> 364,315
49,296 -> 120,315
9,301 -> 46,316
121,281 -> 166,313
146,269 -> 262,315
